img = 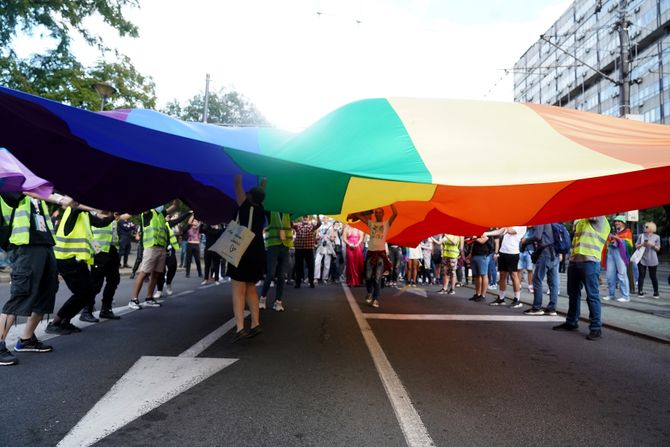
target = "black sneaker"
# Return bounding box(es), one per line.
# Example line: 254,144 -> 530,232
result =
14,335 -> 53,352
62,322 -> 82,333
553,322 -> 578,331
231,328 -> 249,343
45,322 -> 74,335
474,295 -> 486,302
489,298 -> 506,306
0,341 -> 18,366
79,311 -> 100,323
245,325 -> 263,339
523,308 -> 545,316
468,294 -> 478,301
586,329 -> 602,340
509,299 -> 523,308
543,308 -> 558,316
143,298 -> 161,308
99,309 -> 121,320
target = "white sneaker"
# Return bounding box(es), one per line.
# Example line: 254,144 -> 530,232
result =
128,299 -> 142,310
153,290 -> 162,299
489,284 -> 497,290
528,285 -> 534,293
259,297 -> 267,309
371,300 -> 380,308
602,296 -> 612,301
616,297 -> 630,302
215,280 -> 221,285
273,300 -> 285,312
365,294 -> 373,304
201,279 -> 209,286
166,285 -> 173,296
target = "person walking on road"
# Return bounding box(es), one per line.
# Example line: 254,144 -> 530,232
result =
0,192 -> 73,365
86,213 -> 127,320
259,211 -> 293,312
521,224 -> 558,316
351,205 -> 398,308
292,215 -> 321,288
47,206 -> 114,334
554,216 -> 610,340
484,226 -> 527,308
128,204 -> 191,309
228,174 -> 266,341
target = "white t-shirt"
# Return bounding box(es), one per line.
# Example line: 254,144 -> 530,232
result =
499,226 -> 527,255
367,220 -> 389,251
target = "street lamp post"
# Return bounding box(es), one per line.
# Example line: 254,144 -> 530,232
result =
92,82 -> 117,111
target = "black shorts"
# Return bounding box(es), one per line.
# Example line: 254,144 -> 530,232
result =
2,245 -> 59,316
497,253 -> 520,273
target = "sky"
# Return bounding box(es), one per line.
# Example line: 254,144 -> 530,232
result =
15,0 -> 572,131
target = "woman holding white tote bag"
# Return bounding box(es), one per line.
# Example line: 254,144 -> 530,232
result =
228,174 -> 267,341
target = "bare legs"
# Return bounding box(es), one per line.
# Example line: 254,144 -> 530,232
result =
231,280 -> 260,332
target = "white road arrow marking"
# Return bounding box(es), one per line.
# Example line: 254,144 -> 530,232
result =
57,315 -> 244,447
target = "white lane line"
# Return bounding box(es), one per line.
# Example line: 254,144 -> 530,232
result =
179,311 -> 249,358
365,314 -> 564,322
342,285 -> 435,447
174,290 -> 195,296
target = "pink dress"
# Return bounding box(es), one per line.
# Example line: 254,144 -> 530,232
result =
346,231 -> 364,286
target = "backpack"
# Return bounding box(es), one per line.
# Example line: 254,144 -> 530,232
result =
551,223 -> 571,254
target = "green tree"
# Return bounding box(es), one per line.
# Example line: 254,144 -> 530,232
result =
0,0 -> 155,111
0,0 -> 139,54
165,88 -> 270,126
0,48 -> 156,110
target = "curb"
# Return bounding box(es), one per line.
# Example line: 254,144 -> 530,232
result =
474,286 -> 670,345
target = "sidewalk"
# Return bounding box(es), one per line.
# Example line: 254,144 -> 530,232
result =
482,267 -> 670,344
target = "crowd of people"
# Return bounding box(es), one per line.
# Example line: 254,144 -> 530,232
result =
0,179 -> 666,364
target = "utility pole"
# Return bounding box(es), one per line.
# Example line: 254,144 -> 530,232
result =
203,73 -> 211,123
616,0 -> 631,117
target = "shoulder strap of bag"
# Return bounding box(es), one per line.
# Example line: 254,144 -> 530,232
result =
234,204 -> 254,229
247,205 -> 254,229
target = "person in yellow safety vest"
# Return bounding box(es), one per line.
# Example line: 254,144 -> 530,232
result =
553,216 -> 610,340
433,234 -> 464,295
84,212 -> 130,321
259,211 -> 293,312
129,202 -> 192,310
46,206 -> 114,334
0,191 -> 75,366
154,219 -> 182,298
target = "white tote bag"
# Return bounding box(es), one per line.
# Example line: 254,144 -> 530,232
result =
208,206 -> 255,268
630,246 -> 645,264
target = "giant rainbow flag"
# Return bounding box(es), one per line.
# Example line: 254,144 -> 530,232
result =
0,86 -> 668,245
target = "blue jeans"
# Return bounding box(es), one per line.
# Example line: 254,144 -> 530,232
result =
261,245 -> 289,300
532,249 -> 558,310
487,254 -> 497,286
566,261 -> 602,330
606,248 -> 629,298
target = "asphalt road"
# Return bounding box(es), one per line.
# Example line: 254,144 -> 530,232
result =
1,275 -> 669,446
